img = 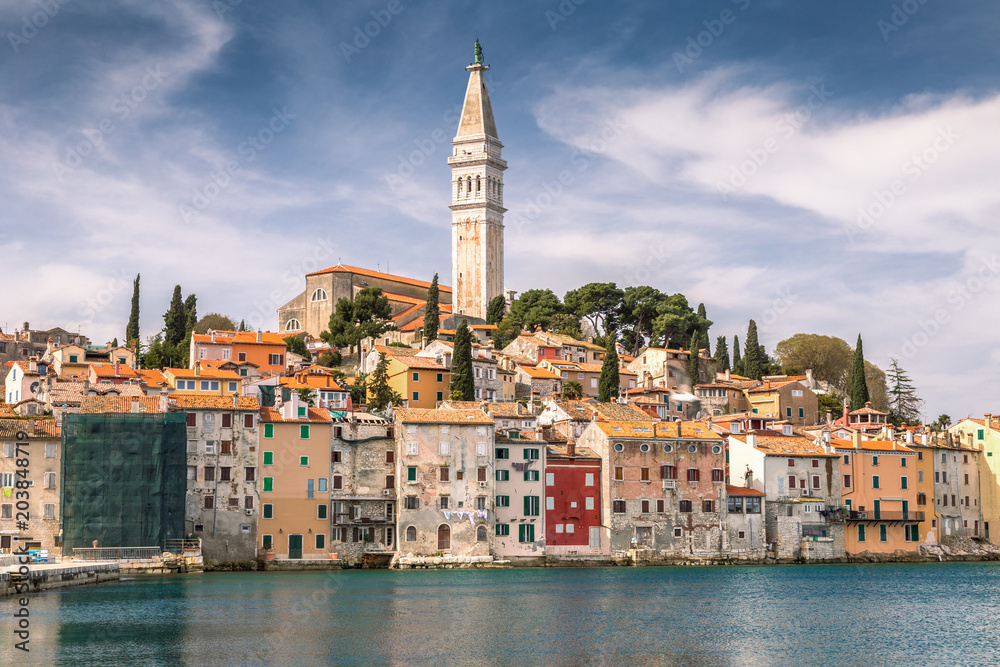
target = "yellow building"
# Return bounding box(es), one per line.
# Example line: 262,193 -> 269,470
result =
950,415 -> 999,543
908,440 -> 939,543
164,364 -> 242,397
371,355 -> 450,409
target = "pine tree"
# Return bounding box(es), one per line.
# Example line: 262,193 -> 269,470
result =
850,334 -> 870,410
238,320 -> 247,332
163,286 -> 186,350
598,335 -> 620,402
449,320 -> 475,401
732,335 -> 742,375
742,320 -> 764,380
486,295 -> 506,325
714,335 -> 730,371
424,273 -> 440,342
688,331 -> 700,387
887,358 -> 922,424
368,353 -> 397,412
696,303 -> 711,356
125,273 -> 140,348
111,337 -> 118,348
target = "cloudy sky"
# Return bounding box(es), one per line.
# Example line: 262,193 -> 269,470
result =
2,0 -> 998,419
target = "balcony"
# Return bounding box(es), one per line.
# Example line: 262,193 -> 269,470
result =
844,511 -> 925,523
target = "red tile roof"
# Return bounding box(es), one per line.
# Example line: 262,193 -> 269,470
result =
304,264 -> 453,292
394,408 -> 493,424
726,484 -> 765,497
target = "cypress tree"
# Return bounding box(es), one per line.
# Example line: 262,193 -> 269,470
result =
449,320 -> 475,401
125,273 -> 140,348
424,273 -> 440,342
688,331 -> 700,387
486,295 -> 506,325
697,303 -> 711,355
163,286 -> 186,349
850,334 -> 870,410
732,335 -> 743,375
184,294 -> 198,338
598,335 -> 620,402
743,320 -> 764,380
238,320 -> 246,332
714,335 -> 730,371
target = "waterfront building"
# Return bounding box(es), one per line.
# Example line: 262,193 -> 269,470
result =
943,418 -> 991,539
578,420 -> 727,559
491,431 -> 546,561
832,434 -> 919,555
175,394 -> 261,563
329,414 -> 397,565
393,408 -> 494,557
724,484 -> 767,559
257,396 -> 333,560
907,437 -> 940,543
728,432 -> 844,560
544,439 -> 608,558
0,419 -> 62,555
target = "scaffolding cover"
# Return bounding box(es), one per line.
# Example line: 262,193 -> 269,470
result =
61,412 -> 187,550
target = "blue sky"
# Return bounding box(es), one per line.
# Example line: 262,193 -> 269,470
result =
2,0 -> 999,420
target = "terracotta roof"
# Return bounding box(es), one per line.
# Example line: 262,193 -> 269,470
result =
136,369 -> 168,387
830,437 -> 914,453
731,434 -> 835,457
726,484 -> 765,497
394,408 -> 493,424
258,407 -> 333,422
849,404 -> 888,416
170,395 -> 260,411
373,344 -> 420,356
44,381 -> 145,405
165,367 -> 241,380
518,366 -> 562,380
0,419 -> 60,439
500,355 -> 537,367
79,396 -> 166,414
595,420 -> 722,440
546,444 -> 600,460
89,363 -> 139,379
191,331 -> 287,346
304,264 -> 453,293
392,356 -> 448,371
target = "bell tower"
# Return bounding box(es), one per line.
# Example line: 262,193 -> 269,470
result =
448,39 -> 506,321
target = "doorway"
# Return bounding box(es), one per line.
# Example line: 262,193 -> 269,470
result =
288,534 -> 303,559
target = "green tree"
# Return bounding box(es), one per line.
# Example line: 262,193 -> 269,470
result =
620,286 -> 664,355
936,414 -> 952,430
125,273 -> 140,348
320,287 -> 394,363
285,335 -> 310,359
194,313 -> 236,334
317,351 -> 342,368
742,320 -> 765,380
774,334 -> 854,392
688,331 -> 701,386
652,293 -> 697,349
184,294 -> 197,337
563,282 -> 623,335
886,358 -> 922,424
111,337 -> 118,348
349,374 -> 367,406
367,353 -> 400,412
850,334 -> 870,410
817,391 -> 844,418
449,320 -> 475,401
549,313 -> 583,339
598,336 -> 620,402
732,335 -> 743,376
238,320 -> 247,332
297,388 -> 317,406
486,295 -> 506,325
491,316 -> 520,351
141,333 -> 167,369
562,381 -> 583,400
714,335 -> 730,371
696,303 -> 712,355
507,289 -> 563,331
424,273 -> 440,342
163,286 -> 186,349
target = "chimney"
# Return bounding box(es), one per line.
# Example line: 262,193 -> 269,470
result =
823,430 -> 831,444
194,365 -> 200,376
211,331 -> 216,344
567,439 -> 576,457
83,378 -> 91,393
906,430 -> 914,445
114,362 -> 120,378
130,396 -> 140,414
725,368 -> 731,382
159,388 -> 169,413
746,431 -> 756,449
805,368 -> 813,387
256,330 -> 262,343
675,420 -> 681,438
851,431 -> 862,450
986,414 -> 993,431
28,356 -> 37,374
842,403 -> 849,424
233,393 -> 239,408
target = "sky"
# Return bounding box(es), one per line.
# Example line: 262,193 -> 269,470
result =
1,0 -> 998,421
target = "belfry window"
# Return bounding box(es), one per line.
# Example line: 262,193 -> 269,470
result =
476,175 -> 481,193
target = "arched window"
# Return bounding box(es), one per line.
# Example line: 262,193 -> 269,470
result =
285,319 -> 301,331
437,524 -> 451,550
466,176 -> 472,194
476,175 -> 481,193
406,526 -> 416,542
457,178 -> 463,195
310,289 -> 327,302
476,525 -> 487,542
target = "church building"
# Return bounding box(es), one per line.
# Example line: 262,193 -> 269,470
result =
277,41 -> 505,338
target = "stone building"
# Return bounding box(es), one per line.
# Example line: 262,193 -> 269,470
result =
514,366 -> 562,399
744,377 -> 819,426
0,419 -> 62,555
578,420 -> 728,560
329,414 -> 396,565
448,40 -> 506,321
728,432 -> 844,560
175,394 -> 261,563
538,399 -> 649,441
949,415 -> 1000,543
724,485 -> 766,560
937,429 -> 986,539
393,408 -> 494,559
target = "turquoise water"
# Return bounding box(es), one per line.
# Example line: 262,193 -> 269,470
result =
5,563 -> 1000,666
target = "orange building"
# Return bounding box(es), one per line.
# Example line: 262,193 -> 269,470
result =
190,330 -> 288,376
834,434 -> 920,554
258,398 -> 333,560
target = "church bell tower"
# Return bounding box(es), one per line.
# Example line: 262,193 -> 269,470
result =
448,39 -> 506,321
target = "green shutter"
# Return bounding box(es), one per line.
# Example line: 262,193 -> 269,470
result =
263,451 -> 273,465
263,477 -> 273,492
263,504 -> 272,519
264,423 -> 273,439
407,467 -> 417,481
300,424 -> 309,439
880,524 -> 887,542
858,524 -> 865,541
300,456 -> 309,466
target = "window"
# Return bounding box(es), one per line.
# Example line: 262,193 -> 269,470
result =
407,467 -> 417,482
917,492 -> 927,506
439,467 -> 450,482
285,319 -> 300,331
495,524 -> 509,536
0,504 -> 10,519
439,496 -> 449,509
263,451 -> 273,466
901,476 -> 908,490
476,525 -> 488,542
905,524 -> 919,542
918,470 -> 923,483
524,496 -> 540,516
311,288 -> 328,302
674,527 -> 683,538
703,500 -> 714,512
872,475 -> 880,489
384,474 -> 394,489
204,495 -> 214,509
300,425 -> 310,439
586,497 -> 595,510
786,407 -> 792,418
661,465 -> 677,480
900,457 -> 907,468
917,451 -> 923,461
437,372 -> 444,383
495,448 -> 509,460
405,496 -> 419,510
872,456 -> 879,466
728,497 -> 744,513
496,495 -> 510,507
263,477 -> 273,492
262,534 -> 273,550
844,474 -> 852,488
269,354 -> 284,366
477,441 -> 487,456
186,413 -> 197,427
858,524 -> 866,542
245,467 -> 256,482
220,467 -> 231,481
518,524 -> 535,543
524,448 -> 539,460
798,408 -> 805,418
45,443 -> 56,458
263,423 -> 274,439
812,475 -> 820,489
687,469 -> 700,482
614,466 -> 624,481
244,496 -> 254,509
613,500 -> 626,513
640,467 -> 650,482
333,475 -> 343,490
496,470 -> 509,482
314,533 -> 326,550
879,524 -> 888,542
585,473 -> 595,486
203,467 -> 214,483
712,469 -> 724,482
787,458 -> 795,468
477,467 -> 487,482
679,500 -> 693,513
244,414 -> 254,429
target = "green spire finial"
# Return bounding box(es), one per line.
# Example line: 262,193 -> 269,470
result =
474,38 -> 483,64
